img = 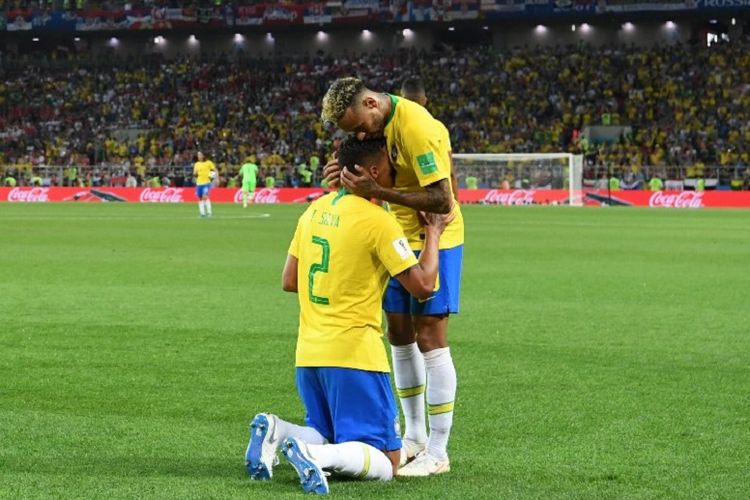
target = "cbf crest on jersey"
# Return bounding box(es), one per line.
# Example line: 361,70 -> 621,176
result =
390,144 -> 398,163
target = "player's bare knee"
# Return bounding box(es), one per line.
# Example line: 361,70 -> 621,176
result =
388,328 -> 415,345
417,336 -> 448,353
414,314 -> 449,351
386,313 -> 415,345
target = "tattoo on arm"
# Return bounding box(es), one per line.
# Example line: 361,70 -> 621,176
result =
380,179 -> 452,213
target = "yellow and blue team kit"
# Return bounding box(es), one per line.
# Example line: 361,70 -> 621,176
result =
193,160 -> 215,197
382,94 -> 464,315
287,191 -> 417,449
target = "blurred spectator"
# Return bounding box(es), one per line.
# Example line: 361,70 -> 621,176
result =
648,175 -> 664,192
1,36 -> 750,188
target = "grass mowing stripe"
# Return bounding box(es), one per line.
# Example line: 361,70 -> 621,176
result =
1,203 -> 748,498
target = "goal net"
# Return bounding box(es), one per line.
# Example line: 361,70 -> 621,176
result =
452,153 -> 584,206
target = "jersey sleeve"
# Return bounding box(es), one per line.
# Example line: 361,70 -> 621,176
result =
371,210 -> 419,277
288,206 -> 314,258
287,221 -> 301,258
401,115 -> 451,187
287,208 -> 310,259
438,120 -> 452,153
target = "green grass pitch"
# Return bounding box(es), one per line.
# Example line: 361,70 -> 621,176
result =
1,203 -> 748,499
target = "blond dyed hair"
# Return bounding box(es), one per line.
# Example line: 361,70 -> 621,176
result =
321,77 -> 366,125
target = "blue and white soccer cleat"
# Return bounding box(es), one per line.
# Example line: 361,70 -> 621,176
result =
245,413 -> 279,480
281,437 -> 329,495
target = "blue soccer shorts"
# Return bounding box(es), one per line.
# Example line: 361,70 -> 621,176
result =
195,183 -> 211,198
295,367 -> 401,452
383,244 -> 463,315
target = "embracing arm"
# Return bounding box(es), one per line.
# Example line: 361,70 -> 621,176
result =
341,167 -> 453,214
394,239 -> 439,301
393,211 -> 453,300
281,254 -> 298,293
376,179 -> 453,214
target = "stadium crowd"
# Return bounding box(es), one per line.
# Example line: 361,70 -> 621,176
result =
0,1 -> 312,11
2,36 -> 750,189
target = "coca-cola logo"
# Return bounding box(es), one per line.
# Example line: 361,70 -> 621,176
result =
481,189 -> 536,206
139,187 -> 185,203
254,188 -> 280,204
649,191 -> 704,209
7,187 -> 49,202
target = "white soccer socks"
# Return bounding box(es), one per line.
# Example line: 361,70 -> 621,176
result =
308,442 -> 394,480
274,417 -> 327,445
391,342 -> 428,444
424,347 -> 457,460
197,200 -> 212,216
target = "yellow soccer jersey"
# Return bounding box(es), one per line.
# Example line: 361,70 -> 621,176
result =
193,160 -> 216,185
288,191 -> 418,372
383,94 -> 464,251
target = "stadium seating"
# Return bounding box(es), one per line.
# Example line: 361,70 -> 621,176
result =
1,38 -> 749,188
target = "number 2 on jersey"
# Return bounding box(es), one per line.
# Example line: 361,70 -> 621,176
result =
308,235 -> 330,305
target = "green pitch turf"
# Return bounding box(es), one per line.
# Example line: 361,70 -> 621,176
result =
1,203 -> 748,499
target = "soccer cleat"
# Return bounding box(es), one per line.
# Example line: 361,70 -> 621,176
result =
399,438 -> 426,466
397,451 -> 450,477
281,437 -> 329,495
245,413 -> 280,480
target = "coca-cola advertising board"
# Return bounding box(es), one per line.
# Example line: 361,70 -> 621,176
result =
0,187 -> 326,204
3,187 -> 750,208
460,189 -> 750,208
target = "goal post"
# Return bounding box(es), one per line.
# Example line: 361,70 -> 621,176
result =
452,153 -> 584,206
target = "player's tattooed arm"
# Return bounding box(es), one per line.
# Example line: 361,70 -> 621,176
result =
378,179 -> 453,214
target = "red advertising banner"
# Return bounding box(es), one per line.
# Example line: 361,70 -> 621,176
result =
3,187 -> 750,208
459,189 -> 750,208
0,187 -> 326,203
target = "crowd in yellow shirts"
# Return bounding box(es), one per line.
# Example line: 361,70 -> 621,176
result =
2,38 -> 750,189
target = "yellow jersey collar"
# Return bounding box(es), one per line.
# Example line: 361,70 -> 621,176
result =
384,93 -> 398,128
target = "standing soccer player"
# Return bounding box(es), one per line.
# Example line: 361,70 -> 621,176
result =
401,77 -> 460,201
321,77 -> 464,476
193,151 -> 216,218
239,156 -> 259,208
244,138 -> 451,494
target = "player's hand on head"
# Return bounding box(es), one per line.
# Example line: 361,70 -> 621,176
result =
341,164 -> 380,199
323,156 -> 341,188
418,209 -> 455,234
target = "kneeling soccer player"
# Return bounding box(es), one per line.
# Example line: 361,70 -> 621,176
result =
244,137 -> 452,494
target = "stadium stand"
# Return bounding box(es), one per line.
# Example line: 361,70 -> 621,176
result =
1,36 -> 750,189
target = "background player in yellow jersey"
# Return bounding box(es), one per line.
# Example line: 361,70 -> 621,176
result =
192,151 -> 217,218
321,77 -> 464,476
244,138 -> 451,495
